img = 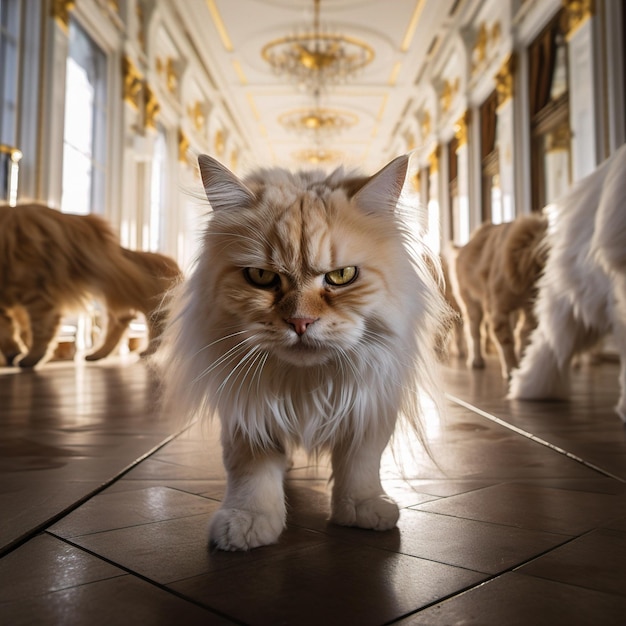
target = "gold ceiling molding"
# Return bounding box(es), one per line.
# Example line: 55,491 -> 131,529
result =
563,0 -> 595,40
178,129 -> 190,163
51,0 -> 75,32
454,111 -> 471,147
188,101 -> 208,132
206,0 -> 233,52
401,0 -> 427,52
440,77 -> 460,113
214,129 -> 226,157
232,60 -> 248,85
495,53 -> 516,109
387,61 -> 402,86
122,56 -> 143,109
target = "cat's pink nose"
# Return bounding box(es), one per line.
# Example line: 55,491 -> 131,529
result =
285,317 -> 318,336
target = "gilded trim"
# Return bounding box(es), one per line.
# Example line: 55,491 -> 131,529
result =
563,0 -> 595,39
454,111 -> 471,147
122,56 -> 143,110
144,84 -> 160,130
429,146 -> 440,174
495,53 -> 516,109
51,0 -> 75,32
178,129 -> 190,163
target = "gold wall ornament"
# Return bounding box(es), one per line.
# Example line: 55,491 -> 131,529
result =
178,129 -> 190,163
214,129 -> 225,156
156,57 -> 179,94
428,146 -> 440,174
108,0 -> 119,13
454,111 -> 471,147
188,101 -> 207,132
122,56 -> 143,109
143,84 -> 160,130
495,54 -> 516,108
51,0 -> 75,32
440,78 -> 460,113
546,123 -> 572,152
563,0 -> 595,39
404,131 -> 416,152
419,109 -> 431,139
474,23 -> 488,65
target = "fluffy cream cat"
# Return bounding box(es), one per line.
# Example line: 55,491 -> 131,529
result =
159,154 -> 447,551
509,143 -> 626,421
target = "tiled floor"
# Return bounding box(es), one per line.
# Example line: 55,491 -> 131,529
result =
1,354 -> 626,625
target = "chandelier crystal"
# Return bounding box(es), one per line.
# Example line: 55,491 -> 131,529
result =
262,0 -> 374,93
278,105 -> 357,138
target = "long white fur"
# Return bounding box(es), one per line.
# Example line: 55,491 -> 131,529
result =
158,155 -> 447,550
508,143 -> 626,421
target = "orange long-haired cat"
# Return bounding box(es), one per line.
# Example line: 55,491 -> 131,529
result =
158,154 -> 447,550
0,203 -> 181,367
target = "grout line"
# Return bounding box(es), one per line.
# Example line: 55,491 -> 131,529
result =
445,393 -> 626,483
0,422 -> 197,559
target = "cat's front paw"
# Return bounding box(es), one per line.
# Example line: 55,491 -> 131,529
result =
331,495 -> 399,531
209,507 -> 285,551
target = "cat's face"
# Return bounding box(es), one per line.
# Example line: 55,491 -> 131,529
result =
198,155 -> 410,368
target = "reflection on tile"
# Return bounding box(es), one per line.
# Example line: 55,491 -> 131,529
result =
172,540 -> 486,626
415,482 -> 626,535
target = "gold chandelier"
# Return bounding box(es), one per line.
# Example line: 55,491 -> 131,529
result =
292,147 -> 343,165
262,0 -> 374,93
278,106 -> 357,138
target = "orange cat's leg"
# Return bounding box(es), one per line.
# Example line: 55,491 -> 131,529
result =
139,308 -> 167,357
330,423 -> 399,531
86,310 -> 134,361
18,302 -> 61,368
491,309 -> 518,378
0,308 -> 22,365
461,294 -> 485,369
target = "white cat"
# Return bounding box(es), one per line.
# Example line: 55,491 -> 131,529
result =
159,154 -> 447,550
509,143 -> 626,421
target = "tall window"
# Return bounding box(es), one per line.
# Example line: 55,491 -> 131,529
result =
148,127 -> 167,252
480,89 -> 501,223
528,10 -> 570,211
61,18 -> 107,215
0,0 -> 22,202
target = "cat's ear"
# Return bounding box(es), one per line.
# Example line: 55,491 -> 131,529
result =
351,154 -> 409,213
198,154 -> 256,211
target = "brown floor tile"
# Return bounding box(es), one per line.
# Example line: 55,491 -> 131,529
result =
49,486 -> 218,537
517,528 -> 626,596
415,482 -> 626,535
0,534 -> 123,602
400,572 -> 626,626
1,573 -> 233,625
171,540 -> 486,626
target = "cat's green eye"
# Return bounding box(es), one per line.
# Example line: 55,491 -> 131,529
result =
244,267 -> 280,288
325,266 -> 358,286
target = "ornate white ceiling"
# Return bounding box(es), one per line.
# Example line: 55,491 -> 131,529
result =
177,0 -> 460,173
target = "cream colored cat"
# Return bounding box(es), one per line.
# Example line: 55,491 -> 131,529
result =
159,154 -> 447,551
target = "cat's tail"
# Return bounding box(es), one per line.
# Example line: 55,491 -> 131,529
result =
503,214 -> 549,294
